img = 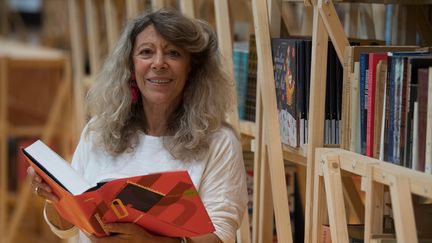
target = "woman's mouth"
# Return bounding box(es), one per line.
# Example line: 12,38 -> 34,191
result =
147,79 -> 172,84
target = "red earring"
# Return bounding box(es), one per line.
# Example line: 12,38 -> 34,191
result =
130,72 -> 139,104
131,83 -> 139,104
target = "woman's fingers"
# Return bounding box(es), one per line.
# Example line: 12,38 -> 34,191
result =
28,166 -> 59,202
36,186 -> 59,202
27,166 -> 42,182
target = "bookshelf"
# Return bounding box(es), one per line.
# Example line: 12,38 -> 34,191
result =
0,39 -> 73,243
248,0 -> 432,243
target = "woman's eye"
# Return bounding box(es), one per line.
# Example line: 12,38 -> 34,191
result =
139,48 -> 153,56
167,50 -> 181,57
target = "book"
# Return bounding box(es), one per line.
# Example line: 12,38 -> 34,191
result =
271,38 -> 299,148
426,67 -> 432,174
22,140 -> 215,237
417,68 -> 430,172
366,53 -> 388,157
374,60 -> 388,159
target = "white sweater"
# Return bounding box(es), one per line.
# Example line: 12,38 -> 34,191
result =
44,126 -> 248,243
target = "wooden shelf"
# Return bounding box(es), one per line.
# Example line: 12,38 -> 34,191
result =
239,120 -> 255,137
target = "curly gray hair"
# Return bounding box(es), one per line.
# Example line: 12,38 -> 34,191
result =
86,8 -> 235,161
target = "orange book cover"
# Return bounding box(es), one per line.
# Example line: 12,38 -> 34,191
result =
22,140 -> 215,237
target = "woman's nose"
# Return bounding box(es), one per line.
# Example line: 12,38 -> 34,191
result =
151,53 -> 167,71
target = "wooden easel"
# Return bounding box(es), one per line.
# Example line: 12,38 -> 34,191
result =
313,148 -> 432,243
251,0 -> 295,242
305,1 -> 432,243
0,42 -> 73,243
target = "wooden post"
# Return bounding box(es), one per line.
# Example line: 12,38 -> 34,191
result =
214,0 -> 239,130
251,0 -> 293,241
322,155 -> 349,243
104,0 -> 120,51
257,145 -> 274,243
363,165 -> 384,243
126,0 -> 141,19
304,4 -> 328,243
318,0 -> 349,65
85,0 -> 102,76
180,0 -> 195,18
5,58 -> 72,243
252,75 -> 263,243
68,0 -> 86,135
311,149 -> 328,243
0,57 -> 8,243
151,0 -> 165,10
388,176 -> 418,243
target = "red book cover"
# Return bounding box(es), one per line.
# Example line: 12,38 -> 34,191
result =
22,140 -> 215,237
366,53 -> 388,157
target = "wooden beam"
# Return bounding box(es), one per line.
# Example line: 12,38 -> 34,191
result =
258,145 -> 274,243
0,57 -> 8,243
318,0 -> 350,63
252,0 -> 293,241
180,0 -> 195,18
316,149 -> 432,199
104,0 -> 120,51
252,74 -> 263,243
152,0 -> 165,10
126,0 -> 140,19
311,150 -> 328,243
342,176 -> 365,224
214,0 -> 240,131
267,0 -> 281,38
322,155 -> 349,243
304,5 -> 328,243
6,59 -> 72,243
68,0 -> 86,134
363,165 -> 384,243
85,0 -> 102,76
388,175 -> 418,243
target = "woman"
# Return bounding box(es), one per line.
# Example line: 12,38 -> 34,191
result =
28,8 -> 248,243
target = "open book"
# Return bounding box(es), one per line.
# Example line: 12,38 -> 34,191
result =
22,140 -> 215,237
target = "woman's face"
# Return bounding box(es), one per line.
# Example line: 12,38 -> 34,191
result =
132,25 -> 191,109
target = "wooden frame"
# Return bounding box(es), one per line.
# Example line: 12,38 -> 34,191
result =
0,40 -> 73,243
313,148 -> 432,243
249,0 -> 432,242
251,0 -> 294,242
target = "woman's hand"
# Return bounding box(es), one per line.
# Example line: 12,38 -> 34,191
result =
28,166 -> 75,230
27,166 -> 59,202
87,223 -> 179,243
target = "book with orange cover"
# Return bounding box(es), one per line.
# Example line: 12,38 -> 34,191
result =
22,140 -> 215,237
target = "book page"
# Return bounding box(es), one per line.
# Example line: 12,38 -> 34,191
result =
24,140 -> 93,195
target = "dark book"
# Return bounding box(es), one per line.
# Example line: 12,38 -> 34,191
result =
359,53 -> 369,155
245,34 -> 257,122
271,38 -> 299,147
417,68 -> 431,172
404,56 -> 432,169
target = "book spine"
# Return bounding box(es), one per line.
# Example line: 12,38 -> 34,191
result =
359,54 -> 369,155
425,68 -> 432,174
417,68 -> 429,172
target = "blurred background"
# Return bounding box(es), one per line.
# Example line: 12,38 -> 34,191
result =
1,0 -> 431,243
